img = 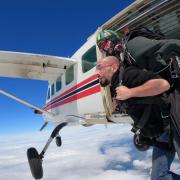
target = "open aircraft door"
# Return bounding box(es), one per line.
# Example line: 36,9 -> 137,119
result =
95,29 -> 132,124
95,28 -> 113,118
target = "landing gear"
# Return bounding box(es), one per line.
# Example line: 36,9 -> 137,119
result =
27,122 -> 67,179
27,148 -> 43,179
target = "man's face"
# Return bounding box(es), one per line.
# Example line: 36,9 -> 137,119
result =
96,61 -> 117,87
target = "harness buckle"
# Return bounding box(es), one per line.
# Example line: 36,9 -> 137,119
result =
161,112 -> 169,119
131,126 -> 139,133
171,71 -> 179,79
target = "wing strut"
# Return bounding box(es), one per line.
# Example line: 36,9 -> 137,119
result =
0,89 -> 63,122
40,122 -> 49,131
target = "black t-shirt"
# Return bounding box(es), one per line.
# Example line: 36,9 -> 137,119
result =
123,66 -> 159,87
122,66 -> 166,138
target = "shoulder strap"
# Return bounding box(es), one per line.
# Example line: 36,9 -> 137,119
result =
118,65 -> 125,85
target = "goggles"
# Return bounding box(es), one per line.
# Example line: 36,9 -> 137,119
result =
97,39 -> 114,52
97,39 -> 124,57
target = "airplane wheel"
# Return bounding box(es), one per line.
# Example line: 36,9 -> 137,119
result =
133,134 -> 150,151
56,136 -> 62,147
27,147 -> 43,179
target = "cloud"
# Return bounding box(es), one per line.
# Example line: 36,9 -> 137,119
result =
0,124 -> 179,180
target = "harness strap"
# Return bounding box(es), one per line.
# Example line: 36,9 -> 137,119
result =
170,55 -> 180,79
150,139 -> 172,150
118,64 -> 125,86
131,105 -> 152,133
135,130 -> 173,151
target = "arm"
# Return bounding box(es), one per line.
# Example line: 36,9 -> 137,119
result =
116,79 -> 170,101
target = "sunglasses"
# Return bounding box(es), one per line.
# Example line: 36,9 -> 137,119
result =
96,62 -> 114,71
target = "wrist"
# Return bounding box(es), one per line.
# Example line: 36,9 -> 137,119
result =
128,88 -> 135,98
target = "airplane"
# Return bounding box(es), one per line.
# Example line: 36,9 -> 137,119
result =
0,0 -> 179,179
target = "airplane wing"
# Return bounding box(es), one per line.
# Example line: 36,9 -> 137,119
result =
0,51 -> 76,81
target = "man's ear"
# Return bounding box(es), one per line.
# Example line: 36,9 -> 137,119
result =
112,64 -> 119,72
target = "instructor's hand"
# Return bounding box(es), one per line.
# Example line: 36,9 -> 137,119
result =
115,86 -> 132,100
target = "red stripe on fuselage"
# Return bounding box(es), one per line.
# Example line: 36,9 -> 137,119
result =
44,84 -> 101,110
44,74 -> 98,108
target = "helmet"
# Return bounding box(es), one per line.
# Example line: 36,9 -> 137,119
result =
96,30 -> 120,44
96,30 -> 123,56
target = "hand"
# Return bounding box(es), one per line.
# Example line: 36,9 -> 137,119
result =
115,86 -> 132,100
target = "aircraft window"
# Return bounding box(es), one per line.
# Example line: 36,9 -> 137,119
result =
51,84 -> 55,96
65,65 -> 74,85
82,45 -> 97,73
56,77 -> 62,92
47,88 -> 50,100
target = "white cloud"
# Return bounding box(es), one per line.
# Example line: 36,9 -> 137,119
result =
133,159 -> 151,170
0,124 -> 179,180
85,170 -> 148,180
105,147 -> 131,162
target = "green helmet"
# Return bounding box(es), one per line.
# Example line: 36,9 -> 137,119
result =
96,29 -> 120,43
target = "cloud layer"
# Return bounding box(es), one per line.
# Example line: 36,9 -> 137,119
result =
0,124 -> 179,180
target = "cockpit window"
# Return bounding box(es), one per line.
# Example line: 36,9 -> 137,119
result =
56,77 -> 62,92
82,45 -> 97,73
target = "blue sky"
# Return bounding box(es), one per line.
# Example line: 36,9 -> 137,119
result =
0,0 -> 134,134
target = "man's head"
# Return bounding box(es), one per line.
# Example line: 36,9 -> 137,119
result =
96,56 -> 120,87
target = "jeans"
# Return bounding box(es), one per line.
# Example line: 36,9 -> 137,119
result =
151,127 -> 180,180
173,127 -> 180,159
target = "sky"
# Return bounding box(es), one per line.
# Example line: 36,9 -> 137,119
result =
0,0 -> 135,134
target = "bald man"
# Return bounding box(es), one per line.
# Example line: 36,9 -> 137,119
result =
96,56 -> 170,99
96,56 -> 180,180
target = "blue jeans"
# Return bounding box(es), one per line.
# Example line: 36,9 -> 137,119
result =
151,127 -> 180,180
172,127 -> 180,159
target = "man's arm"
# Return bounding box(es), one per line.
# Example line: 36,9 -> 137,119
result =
116,79 -> 170,101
